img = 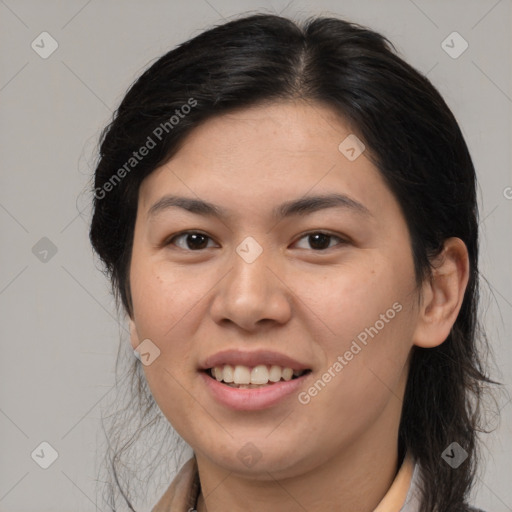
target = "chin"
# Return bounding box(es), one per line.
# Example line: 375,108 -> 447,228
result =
201,439 -> 314,479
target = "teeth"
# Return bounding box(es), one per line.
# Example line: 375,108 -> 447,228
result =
210,364 -> 306,385
251,365 -> 269,384
213,367 -> 223,381
268,365 -> 282,382
223,364 -> 234,383
233,365 -> 251,384
282,367 -> 293,381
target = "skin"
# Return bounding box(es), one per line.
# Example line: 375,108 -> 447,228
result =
128,100 -> 469,512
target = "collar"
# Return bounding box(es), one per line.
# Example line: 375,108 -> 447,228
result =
152,452 -> 421,512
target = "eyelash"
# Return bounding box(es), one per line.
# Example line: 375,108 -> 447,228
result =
164,230 -> 348,252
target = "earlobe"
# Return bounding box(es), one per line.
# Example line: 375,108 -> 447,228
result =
129,317 -> 141,351
412,237 -> 470,349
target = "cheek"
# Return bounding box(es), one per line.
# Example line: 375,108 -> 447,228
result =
131,262 -> 206,433
294,256 -> 414,407
130,258 -> 207,344
296,254 -> 409,346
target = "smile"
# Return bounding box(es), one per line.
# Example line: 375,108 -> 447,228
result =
206,364 -> 311,388
201,367 -> 312,410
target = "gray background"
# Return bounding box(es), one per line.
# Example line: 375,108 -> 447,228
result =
0,0 -> 511,510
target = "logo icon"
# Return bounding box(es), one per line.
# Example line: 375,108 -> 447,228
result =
134,339 -> 161,366
237,442 -> 262,468
32,237 -> 58,263
31,441 -> 59,469
236,237 -> 263,264
31,32 -> 59,59
338,134 -> 365,161
441,442 -> 468,468
441,32 -> 468,59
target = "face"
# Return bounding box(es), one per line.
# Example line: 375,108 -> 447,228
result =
128,100 -> 421,479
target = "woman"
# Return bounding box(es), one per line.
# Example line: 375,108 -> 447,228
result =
89,13 -> 495,512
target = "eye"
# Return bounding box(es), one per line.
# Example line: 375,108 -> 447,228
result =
165,230 -> 348,252
293,231 -> 347,251
166,231 -> 217,251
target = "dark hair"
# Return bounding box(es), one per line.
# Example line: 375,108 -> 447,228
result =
89,13 -> 498,512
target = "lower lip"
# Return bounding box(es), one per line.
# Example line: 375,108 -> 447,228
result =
200,371 -> 310,411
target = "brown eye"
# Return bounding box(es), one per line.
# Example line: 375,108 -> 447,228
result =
168,232 -> 216,251
294,232 -> 346,251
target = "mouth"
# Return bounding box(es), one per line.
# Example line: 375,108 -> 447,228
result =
199,364 -> 312,411
203,364 -> 312,389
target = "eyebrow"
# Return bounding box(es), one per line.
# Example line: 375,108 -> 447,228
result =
147,193 -> 372,221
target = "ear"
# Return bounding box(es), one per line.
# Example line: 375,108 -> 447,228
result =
129,317 -> 142,351
412,237 -> 470,348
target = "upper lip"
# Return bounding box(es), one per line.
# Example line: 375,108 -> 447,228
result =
199,349 -> 311,371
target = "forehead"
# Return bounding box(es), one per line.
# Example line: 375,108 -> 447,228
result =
138,100 -> 393,221
173,100 -> 357,165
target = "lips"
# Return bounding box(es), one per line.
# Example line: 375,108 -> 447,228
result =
200,369 -> 311,410
198,349 -> 313,410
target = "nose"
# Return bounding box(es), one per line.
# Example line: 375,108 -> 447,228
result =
209,244 -> 292,332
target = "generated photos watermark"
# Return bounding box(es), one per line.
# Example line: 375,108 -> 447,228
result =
298,301 -> 403,405
94,97 -> 197,200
